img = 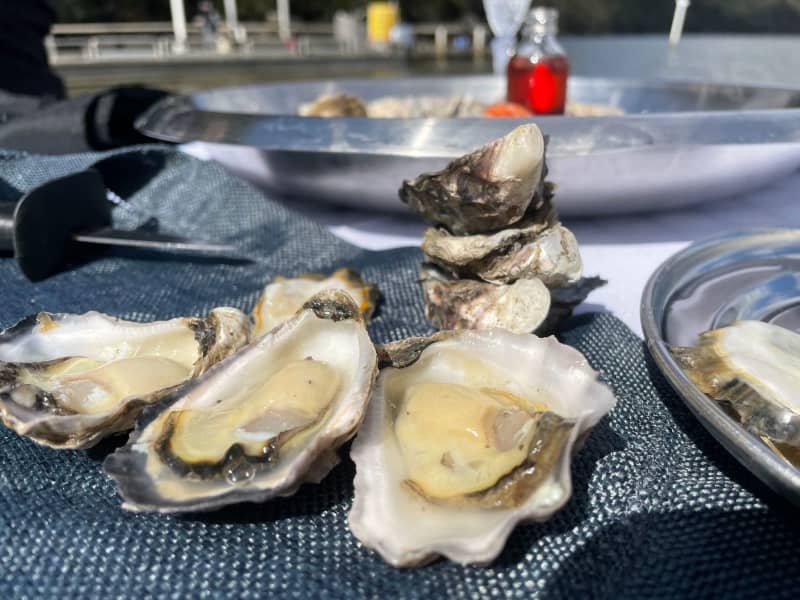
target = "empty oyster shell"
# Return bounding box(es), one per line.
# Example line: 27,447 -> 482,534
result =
104,290 -> 377,513
538,276 -> 608,335
0,309 -> 250,449
420,265 -> 551,334
672,320 -> 800,449
348,329 -> 616,566
252,268 -> 379,337
298,93 -> 367,117
422,221 -> 582,286
399,124 -> 546,235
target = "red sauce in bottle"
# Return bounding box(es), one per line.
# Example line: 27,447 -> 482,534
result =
506,54 -> 569,115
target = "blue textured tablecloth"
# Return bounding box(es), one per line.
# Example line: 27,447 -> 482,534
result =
0,147 -> 797,598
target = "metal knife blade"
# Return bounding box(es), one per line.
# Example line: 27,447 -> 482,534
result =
72,226 -> 244,258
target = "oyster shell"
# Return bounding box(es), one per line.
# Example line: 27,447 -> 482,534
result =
422,221 -> 582,286
0,309 -> 250,449
348,329 -> 616,566
104,290 -> 377,513
366,95 -> 487,119
538,276 -> 608,335
399,124 -> 546,235
420,265 -> 551,334
298,93 -> 367,117
252,268 -> 379,337
672,320 -> 800,449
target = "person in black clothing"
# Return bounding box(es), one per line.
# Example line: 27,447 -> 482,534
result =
0,0 -> 64,100
0,0 -> 167,154
196,0 -> 221,48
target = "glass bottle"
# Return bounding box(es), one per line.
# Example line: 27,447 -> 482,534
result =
506,7 -> 569,115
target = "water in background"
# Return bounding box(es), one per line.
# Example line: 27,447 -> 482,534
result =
563,35 -> 800,87
58,34 -> 800,95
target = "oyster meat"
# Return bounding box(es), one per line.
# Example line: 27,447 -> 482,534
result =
0,308 -> 250,449
104,290 -> 377,512
672,320 -> 800,454
420,265 -> 551,334
252,268 -> 378,337
399,124 -> 546,235
349,329 -> 616,566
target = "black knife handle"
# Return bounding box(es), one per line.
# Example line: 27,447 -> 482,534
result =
11,170 -> 111,281
0,202 -> 14,252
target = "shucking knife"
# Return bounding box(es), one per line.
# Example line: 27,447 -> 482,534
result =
0,169 -> 245,281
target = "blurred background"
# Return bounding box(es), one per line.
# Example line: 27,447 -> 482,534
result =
47,1 -> 800,95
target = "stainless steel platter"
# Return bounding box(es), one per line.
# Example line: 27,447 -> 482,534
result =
641,229 -> 800,504
138,75 -> 800,216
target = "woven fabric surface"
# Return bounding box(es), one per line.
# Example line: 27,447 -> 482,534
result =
0,147 -> 797,599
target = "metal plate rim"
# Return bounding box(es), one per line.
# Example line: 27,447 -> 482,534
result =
144,76 -> 800,218
187,71 -> 800,99
640,228 -> 800,505
137,74 -> 800,154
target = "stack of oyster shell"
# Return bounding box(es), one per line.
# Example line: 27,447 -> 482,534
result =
399,123 -> 589,334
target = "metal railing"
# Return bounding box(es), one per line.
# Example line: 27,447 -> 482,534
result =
48,21 -> 489,64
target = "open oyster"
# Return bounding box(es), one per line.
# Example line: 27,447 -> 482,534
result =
420,265 -> 551,334
252,268 -> 379,337
104,290 -> 377,513
349,329 -> 616,566
298,93 -> 367,117
0,309 -> 249,449
399,124 -> 546,235
672,321 -> 800,454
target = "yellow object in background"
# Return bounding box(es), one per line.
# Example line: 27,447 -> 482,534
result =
367,2 -> 398,43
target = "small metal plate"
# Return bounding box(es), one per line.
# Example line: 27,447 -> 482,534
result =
641,229 -> 800,504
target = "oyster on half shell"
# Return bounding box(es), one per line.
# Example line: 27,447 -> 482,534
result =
104,290 -> 377,513
399,124 -> 546,235
672,320 -> 800,455
348,329 -> 616,566
252,268 -> 379,338
0,309 -> 250,449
